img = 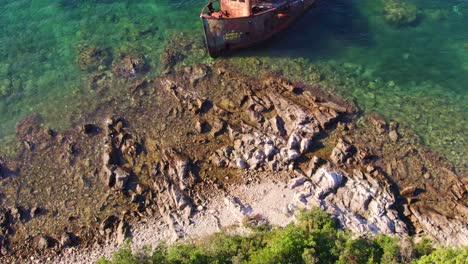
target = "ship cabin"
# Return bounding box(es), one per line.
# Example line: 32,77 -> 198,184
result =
203,0 -> 281,19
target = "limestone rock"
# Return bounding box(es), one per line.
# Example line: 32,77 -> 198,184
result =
288,176 -> 309,189
330,139 -> 355,164
410,206 -> 468,247
307,156 -> 324,177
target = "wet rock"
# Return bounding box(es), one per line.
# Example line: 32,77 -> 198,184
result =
368,114 -> 387,134
104,165 -> 116,188
112,51 -> 147,78
187,64 -> 209,86
192,75 -> 350,174
101,118 -> 139,191
423,172 -> 432,180
15,114 -> 42,145
161,45 -> 184,74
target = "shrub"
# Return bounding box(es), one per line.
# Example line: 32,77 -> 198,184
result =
414,247 -> 468,264
249,224 -> 308,264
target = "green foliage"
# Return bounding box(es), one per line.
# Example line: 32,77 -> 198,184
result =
375,235 -> 401,264
249,224 -> 308,264
297,207 -> 339,231
111,240 -> 138,264
414,237 -> 434,258
414,247 -> 468,264
337,238 -> 382,264
98,208 -> 468,264
165,243 -> 208,264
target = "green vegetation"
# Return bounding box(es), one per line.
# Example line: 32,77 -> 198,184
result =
96,208 -> 468,264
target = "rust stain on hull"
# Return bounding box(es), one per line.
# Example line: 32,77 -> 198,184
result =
201,0 -> 316,56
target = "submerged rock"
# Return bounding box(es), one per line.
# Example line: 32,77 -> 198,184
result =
383,0 -> 420,26
112,51 -> 147,78
77,45 -> 110,72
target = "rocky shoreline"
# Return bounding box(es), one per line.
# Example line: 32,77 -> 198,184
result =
0,61 -> 466,262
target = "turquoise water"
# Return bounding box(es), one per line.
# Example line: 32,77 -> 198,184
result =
0,0 -> 467,168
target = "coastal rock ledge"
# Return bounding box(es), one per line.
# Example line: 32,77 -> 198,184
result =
0,62 -> 466,262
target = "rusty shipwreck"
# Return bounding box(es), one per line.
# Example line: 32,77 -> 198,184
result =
201,0 -> 316,56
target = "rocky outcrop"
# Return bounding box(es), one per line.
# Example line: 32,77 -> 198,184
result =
409,205 -> 468,246
1,61 -> 467,262
350,113 -> 468,246
151,150 -> 198,240
288,165 -> 408,237
101,118 -> 139,191
207,77 -> 350,172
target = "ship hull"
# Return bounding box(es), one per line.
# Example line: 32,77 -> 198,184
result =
201,0 -> 316,56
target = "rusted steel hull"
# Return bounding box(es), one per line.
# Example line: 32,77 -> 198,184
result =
201,0 -> 316,56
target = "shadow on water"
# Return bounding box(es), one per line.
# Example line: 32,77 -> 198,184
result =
237,0 -> 373,60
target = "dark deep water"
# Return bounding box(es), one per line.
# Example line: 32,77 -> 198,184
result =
0,0 -> 466,167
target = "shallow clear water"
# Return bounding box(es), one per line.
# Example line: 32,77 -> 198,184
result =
0,0 -> 467,167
